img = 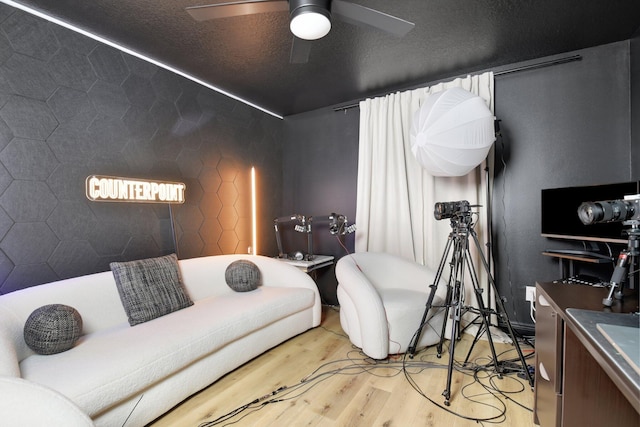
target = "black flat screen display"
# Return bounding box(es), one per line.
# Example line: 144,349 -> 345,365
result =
541,181 -> 640,243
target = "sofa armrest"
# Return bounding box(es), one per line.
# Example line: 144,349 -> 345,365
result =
335,255 -> 389,359
0,308 -> 25,377
0,376 -> 94,426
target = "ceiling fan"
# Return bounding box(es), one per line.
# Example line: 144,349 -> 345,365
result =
186,0 -> 415,63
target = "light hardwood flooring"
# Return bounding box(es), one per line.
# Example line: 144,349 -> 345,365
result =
149,306 -> 536,427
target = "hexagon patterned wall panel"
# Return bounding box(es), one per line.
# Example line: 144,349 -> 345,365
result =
0,5 -> 284,294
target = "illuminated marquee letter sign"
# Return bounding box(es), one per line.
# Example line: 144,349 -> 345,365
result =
86,175 -> 186,204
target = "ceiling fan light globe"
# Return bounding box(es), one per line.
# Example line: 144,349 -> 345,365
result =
290,9 -> 331,40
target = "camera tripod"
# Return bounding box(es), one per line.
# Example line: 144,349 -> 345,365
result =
603,220 -> 639,306
407,210 -> 533,406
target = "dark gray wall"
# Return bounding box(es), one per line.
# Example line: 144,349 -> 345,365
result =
284,40 -> 638,325
0,6 -> 283,294
282,107 -> 359,305
492,41 -> 637,330
632,30 -> 639,171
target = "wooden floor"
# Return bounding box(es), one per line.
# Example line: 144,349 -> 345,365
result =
149,306 -> 536,427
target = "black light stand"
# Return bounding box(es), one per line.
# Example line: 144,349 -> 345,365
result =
407,201 -> 533,406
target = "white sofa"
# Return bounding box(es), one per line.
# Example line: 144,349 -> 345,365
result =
0,254 -> 321,426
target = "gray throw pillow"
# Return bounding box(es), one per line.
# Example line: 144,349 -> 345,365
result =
24,304 -> 83,355
110,253 -> 193,326
225,259 -> 262,292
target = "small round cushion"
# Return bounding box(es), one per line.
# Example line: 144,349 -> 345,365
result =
225,259 -> 262,292
23,304 -> 83,355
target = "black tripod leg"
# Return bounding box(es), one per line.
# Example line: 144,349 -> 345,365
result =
493,292 -> 532,385
441,236 -> 469,406
407,282 -> 439,358
442,279 -> 463,406
464,249 -> 502,373
436,281 -> 453,357
603,283 -> 619,307
463,315 -> 486,365
471,230 -> 534,387
408,234 -> 454,358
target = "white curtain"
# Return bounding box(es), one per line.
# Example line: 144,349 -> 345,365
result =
355,72 -> 496,324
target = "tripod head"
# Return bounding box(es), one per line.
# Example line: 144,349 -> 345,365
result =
434,200 -> 479,233
448,211 -> 475,233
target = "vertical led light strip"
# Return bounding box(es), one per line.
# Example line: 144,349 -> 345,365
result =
251,167 -> 257,255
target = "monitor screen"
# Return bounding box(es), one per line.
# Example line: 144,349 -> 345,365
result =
541,181 -> 640,243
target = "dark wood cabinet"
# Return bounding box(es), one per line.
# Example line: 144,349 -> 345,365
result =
533,282 -> 639,427
533,290 -> 563,426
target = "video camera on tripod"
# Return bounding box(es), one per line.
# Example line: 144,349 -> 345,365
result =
408,199 -> 533,405
577,194 -> 640,306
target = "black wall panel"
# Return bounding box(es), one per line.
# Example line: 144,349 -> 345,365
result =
282,107 -> 360,304
0,6 -> 283,294
632,30 -> 639,174
492,42 -> 637,329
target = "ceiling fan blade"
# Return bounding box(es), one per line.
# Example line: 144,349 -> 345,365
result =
187,0 -> 288,21
332,0 -> 415,37
290,37 -> 312,64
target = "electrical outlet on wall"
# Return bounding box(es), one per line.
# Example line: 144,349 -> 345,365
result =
525,286 -> 536,303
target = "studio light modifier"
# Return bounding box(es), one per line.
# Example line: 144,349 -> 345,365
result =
434,200 -> 471,221
577,195 -> 640,225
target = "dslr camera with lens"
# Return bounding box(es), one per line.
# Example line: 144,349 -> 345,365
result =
577,194 -> 640,226
577,194 -> 640,307
434,200 -> 472,221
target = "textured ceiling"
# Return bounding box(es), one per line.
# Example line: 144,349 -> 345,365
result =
3,0 -> 640,117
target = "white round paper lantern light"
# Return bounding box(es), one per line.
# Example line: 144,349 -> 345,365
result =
410,87 -> 495,177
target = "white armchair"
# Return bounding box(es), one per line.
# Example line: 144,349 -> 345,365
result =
336,252 -> 447,359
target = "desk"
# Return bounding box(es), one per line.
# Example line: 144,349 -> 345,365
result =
276,255 -> 334,273
565,309 -> 639,412
534,282 -> 639,427
541,251 -> 612,278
